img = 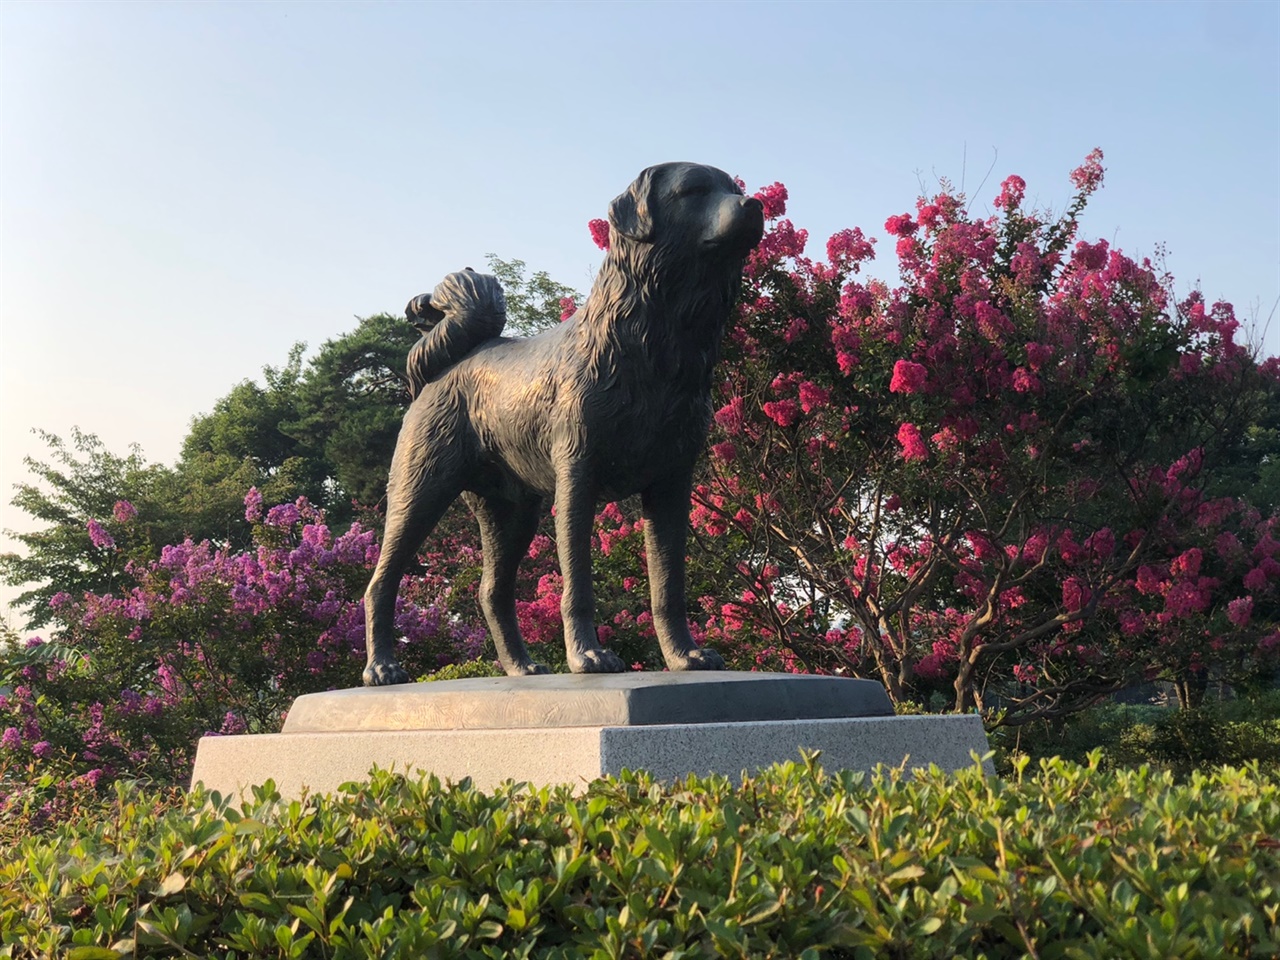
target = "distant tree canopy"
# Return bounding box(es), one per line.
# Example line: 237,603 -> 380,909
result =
176,253 -> 577,521
177,317 -> 415,525
2,429 -> 182,627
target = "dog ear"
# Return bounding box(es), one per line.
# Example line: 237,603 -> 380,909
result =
608,166 -> 659,243
406,293 -> 446,330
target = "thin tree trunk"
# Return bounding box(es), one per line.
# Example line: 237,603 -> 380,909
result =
1174,671 -> 1208,710
954,658 -> 977,713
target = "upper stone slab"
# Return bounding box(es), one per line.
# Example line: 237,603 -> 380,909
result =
282,671 -> 894,732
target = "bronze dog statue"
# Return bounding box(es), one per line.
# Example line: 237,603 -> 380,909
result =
363,162 -> 765,684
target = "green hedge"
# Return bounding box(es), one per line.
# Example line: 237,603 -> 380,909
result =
2,756 -> 1277,959
991,692 -> 1280,776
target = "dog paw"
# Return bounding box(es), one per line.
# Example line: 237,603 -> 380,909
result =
569,648 -> 627,674
666,646 -> 726,671
363,658 -> 411,686
506,661 -> 551,676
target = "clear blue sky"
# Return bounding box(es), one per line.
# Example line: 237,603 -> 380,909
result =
2,1 -> 1278,620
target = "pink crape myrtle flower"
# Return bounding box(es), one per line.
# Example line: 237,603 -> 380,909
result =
753,182 -> 788,219
798,381 -> 830,414
710,441 -> 737,462
783,317 -> 809,344
1069,148 -> 1105,194
762,399 -> 800,429
916,202 -> 942,230
1011,367 -> 1040,394
264,502 -> 301,528
714,396 -> 746,434
993,175 -> 1026,210
1226,596 -> 1254,628
113,500 -> 137,523
588,218 -> 610,251
826,227 -> 876,270
889,360 -> 928,395
897,422 -> 928,462
1243,567 -> 1269,592
1170,548 -> 1202,579
884,214 -> 917,237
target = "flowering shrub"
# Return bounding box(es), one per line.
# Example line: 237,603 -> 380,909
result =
682,152 -> 1280,721
0,493 -> 481,800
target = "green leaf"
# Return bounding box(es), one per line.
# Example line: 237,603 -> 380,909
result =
643,824 -> 675,861
742,900 -> 783,926
156,871 -> 186,898
887,865 -> 927,883
238,892 -> 277,911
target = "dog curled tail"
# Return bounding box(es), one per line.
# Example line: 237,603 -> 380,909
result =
404,268 -> 507,399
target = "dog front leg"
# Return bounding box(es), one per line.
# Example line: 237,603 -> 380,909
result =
642,479 -> 726,671
555,459 -> 625,673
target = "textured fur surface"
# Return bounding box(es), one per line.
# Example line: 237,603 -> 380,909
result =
363,163 -> 764,684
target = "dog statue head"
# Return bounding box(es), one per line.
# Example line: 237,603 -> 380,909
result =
608,162 -> 765,258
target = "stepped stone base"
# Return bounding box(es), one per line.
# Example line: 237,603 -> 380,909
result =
280,671 -> 896,731
189,673 -> 991,800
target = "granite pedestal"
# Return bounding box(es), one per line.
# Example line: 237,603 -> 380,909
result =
190,672 -> 991,799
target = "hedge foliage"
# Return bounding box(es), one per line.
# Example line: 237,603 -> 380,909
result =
991,693 -> 1280,777
2,756 -> 1277,959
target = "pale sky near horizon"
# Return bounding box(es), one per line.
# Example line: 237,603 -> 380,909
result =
2,0 -> 1278,626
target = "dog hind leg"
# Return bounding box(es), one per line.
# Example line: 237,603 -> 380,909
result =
466,492 -> 550,676
642,478 -> 726,671
363,421 -> 466,686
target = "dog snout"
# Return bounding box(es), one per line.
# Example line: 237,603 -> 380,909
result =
701,195 -> 765,255
738,196 -> 765,249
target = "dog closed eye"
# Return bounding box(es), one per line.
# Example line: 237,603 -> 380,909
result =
676,182 -> 711,198
673,171 -> 718,199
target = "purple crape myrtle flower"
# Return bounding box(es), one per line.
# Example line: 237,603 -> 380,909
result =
244,487 -> 264,523
87,519 -> 115,550
265,502 -> 301,528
